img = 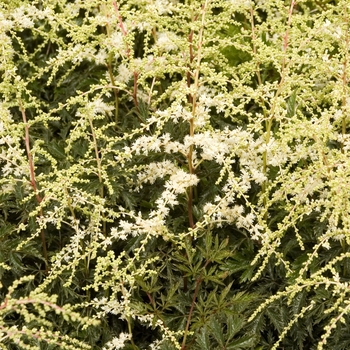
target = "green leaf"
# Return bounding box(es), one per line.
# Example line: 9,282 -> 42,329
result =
266,303 -> 289,333
239,265 -> 255,283
209,317 -> 225,347
47,140 -> 66,159
226,315 -> 244,339
226,334 -> 257,349
287,89 -> 298,118
205,232 -> 213,254
195,327 -> 211,350
218,282 -> 234,304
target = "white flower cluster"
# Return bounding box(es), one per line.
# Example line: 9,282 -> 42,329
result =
137,160 -> 178,185
111,214 -> 167,239
131,126 -> 257,166
156,32 -> 179,52
147,0 -> 179,15
102,332 -> 131,350
164,170 -> 199,194
321,19 -> 343,40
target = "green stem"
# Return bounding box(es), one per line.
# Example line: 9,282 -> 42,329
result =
187,0 -> 209,229
107,54 -> 119,124
127,316 -> 137,350
261,0 -> 296,218
341,5 -> 349,153
101,4 -> 119,124
89,118 -> 107,238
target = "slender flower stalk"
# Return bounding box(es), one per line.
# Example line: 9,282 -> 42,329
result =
19,101 -> 48,272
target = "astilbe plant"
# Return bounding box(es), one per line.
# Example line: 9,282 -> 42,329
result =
1,0 -> 350,349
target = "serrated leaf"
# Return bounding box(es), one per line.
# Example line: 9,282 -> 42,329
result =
159,340 -> 178,350
195,328 -> 210,350
219,282 -> 233,304
227,315 -> 244,339
209,317 -> 225,347
226,334 -> 256,349
47,140 -> 66,159
266,303 -> 289,333
239,265 -> 255,283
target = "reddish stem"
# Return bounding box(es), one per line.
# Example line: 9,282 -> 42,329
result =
112,2 -> 139,110
20,102 -> 48,271
181,259 -> 210,350
113,1 -> 128,36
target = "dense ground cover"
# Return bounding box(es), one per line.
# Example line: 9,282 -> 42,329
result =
1,0 -> 350,349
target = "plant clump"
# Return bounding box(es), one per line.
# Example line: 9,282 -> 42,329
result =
1,0 -> 350,349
